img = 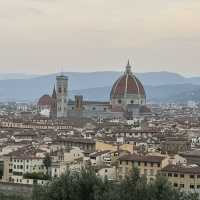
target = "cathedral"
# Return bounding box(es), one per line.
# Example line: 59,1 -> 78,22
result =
37,61 -> 151,119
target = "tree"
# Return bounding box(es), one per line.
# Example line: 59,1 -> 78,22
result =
43,153 -> 52,177
31,168 -> 200,200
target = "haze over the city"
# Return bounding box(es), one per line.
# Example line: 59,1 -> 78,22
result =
0,0 -> 200,76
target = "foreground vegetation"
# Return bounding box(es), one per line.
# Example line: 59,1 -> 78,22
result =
0,193 -> 26,200
1,168 -> 199,200
32,168 -> 199,200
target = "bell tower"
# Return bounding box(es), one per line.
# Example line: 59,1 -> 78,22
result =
56,74 -> 68,118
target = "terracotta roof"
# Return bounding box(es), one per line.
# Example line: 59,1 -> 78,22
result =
161,164 -> 200,174
57,137 -> 95,144
110,73 -> 146,99
119,154 -> 165,163
38,95 -> 52,106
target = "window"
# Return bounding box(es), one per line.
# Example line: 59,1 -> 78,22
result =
180,174 -> 184,178
157,163 -> 160,167
118,99 -> 122,104
190,185 -> 195,189
138,162 -> 141,166
105,169 -> 108,173
190,175 -> 195,179
131,100 -> 134,104
197,185 -> 200,189
144,162 -> 147,166
58,87 -> 62,93
92,107 -> 96,110
144,169 -> 148,175
197,175 -> 200,179
174,173 -> 178,177
168,173 -> 172,177
151,163 -> 154,167
173,183 -> 178,187
104,108 -> 107,111
150,169 -> 154,176
180,184 -> 184,188
126,161 -> 129,165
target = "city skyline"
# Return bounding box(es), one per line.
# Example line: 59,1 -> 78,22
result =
0,0 -> 200,76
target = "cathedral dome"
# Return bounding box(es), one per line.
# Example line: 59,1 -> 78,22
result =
110,61 -> 146,106
37,95 -> 52,107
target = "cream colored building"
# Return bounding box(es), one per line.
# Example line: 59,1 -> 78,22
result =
96,141 -> 134,153
97,166 -> 117,181
161,164 -> 200,192
2,147 -> 47,185
118,154 -> 169,182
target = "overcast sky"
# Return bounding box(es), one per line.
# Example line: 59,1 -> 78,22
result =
0,0 -> 200,76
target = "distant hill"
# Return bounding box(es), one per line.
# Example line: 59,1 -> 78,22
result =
70,84 -> 200,103
0,71 -> 200,102
0,73 -> 37,80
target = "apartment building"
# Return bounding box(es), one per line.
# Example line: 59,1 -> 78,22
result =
118,154 -> 168,182
161,164 -> 200,192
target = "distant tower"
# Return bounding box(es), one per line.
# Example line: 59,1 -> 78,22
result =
75,95 -> 83,111
50,85 -> 57,119
56,74 -> 68,118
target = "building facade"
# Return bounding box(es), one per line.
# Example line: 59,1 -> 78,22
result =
38,61 -> 150,119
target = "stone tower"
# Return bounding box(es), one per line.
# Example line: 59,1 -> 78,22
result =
56,74 -> 68,118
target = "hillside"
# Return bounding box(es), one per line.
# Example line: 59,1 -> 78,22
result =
0,71 -> 200,102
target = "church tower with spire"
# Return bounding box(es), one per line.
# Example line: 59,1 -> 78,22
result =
50,85 -> 57,119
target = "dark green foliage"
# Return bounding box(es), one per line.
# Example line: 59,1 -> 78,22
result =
29,168 -> 200,200
43,153 -> 52,176
0,192 -> 27,200
43,154 -> 52,170
23,172 -> 50,180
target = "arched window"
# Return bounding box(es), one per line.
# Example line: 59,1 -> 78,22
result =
118,99 -> 122,104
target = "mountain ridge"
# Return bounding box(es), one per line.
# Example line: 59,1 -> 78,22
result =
0,71 -> 200,102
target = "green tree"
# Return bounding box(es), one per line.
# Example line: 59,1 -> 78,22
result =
43,153 -> 52,177
31,168 -> 200,200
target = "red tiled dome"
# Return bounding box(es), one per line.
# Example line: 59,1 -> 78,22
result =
37,95 -> 52,106
110,62 -> 146,99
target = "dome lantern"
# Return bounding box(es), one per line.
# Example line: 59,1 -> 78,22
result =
125,59 -> 132,75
